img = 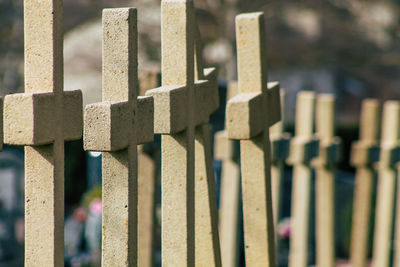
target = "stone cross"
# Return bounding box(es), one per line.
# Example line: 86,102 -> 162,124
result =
287,91 -> 319,267
226,12 -> 281,266
270,90 -> 290,230
349,99 -> 380,267
146,0 -> 220,265
313,94 -> 341,267
216,81 -> 240,267
3,1 -> 83,266
372,101 -> 400,267
83,8 -> 154,266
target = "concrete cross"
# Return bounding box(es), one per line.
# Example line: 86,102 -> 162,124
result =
83,8 -> 154,266
226,12 -> 281,266
215,81 -> 240,267
350,99 -> 381,267
269,90 -> 290,231
313,94 -> 341,267
287,91 -> 319,267
372,101 -> 400,267
3,1 -> 83,266
146,0 -> 220,265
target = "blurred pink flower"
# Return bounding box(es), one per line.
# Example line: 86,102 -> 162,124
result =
277,217 -> 291,239
90,198 -> 102,215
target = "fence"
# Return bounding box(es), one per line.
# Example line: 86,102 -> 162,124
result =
1,0 -> 400,266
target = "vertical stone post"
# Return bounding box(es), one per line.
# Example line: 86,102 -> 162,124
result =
287,91 -> 319,267
226,12 -> 281,267
313,94 -> 341,267
3,1 -> 83,266
146,1 -> 221,265
372,101 -> 400,267
350,99 -> 380,267
83,8 -> 154,266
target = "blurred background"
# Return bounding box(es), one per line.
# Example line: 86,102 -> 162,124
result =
0,0 -> 398,266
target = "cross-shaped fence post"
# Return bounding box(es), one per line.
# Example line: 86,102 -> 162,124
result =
313,94 -> 341,267
226,12 -> 281,266
83,8 -> 154,266
3,1 -> 83,266
287,91 -> 319,267
372,101 -> 400,267
350,99 -> 381,267
146,0 -> 221,265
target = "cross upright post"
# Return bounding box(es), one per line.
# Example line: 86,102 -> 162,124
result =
226,12 -> 281,266
350,99 -> 381,267
372,101 -> 400,267
3,1 -> 83,266
146,0 -> 221,265
83,8 -> 154,266
313,94 -> 341,267
287,91 -> 319,267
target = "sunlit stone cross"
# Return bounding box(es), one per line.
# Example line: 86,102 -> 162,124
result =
83,8 -> 154,266
3,1 -> 83,266
226,12 -> 281,266
146,0 -> 221,265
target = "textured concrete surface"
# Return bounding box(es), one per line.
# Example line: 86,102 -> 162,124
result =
146,1 -> 221,265
226,12 -> 280,267
3,1 -> 83,266
83,8 -> 154,266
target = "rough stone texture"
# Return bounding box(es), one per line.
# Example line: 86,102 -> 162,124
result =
288,91 -> 318,267
350,99 -> 381,267
82,8 -> 153,266
2,1 -> 83,266
226,12 -> 280,267
314,94 -> 338,267
372,101 -> 400,267
146,1 -> 221,265
150,1 -> 196,265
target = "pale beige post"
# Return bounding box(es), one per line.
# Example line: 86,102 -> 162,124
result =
193,23 -> 222,267
287,91 -> 319,267
226,12 -> 281,266
270,91 -> 290,230
83,8 -> 154,266
146,0 -> 221,265
3,1 -> 83,266
217,82 -> 240,267
372,101 -> 400,267
350,99 -> 381,267
313,94 -> 341,267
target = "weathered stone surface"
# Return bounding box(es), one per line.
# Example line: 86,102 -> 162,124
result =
226,11 -> 278,267
3,1 -> 83,266
82,8 -> 154,266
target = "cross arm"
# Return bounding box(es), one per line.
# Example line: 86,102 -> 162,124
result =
194,67 -> 219,125
136,95 -> 154,144
145,85 -> 187,134
226,82 -> 280,140
84,101 -> 130,152
4,91 -> 82,146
